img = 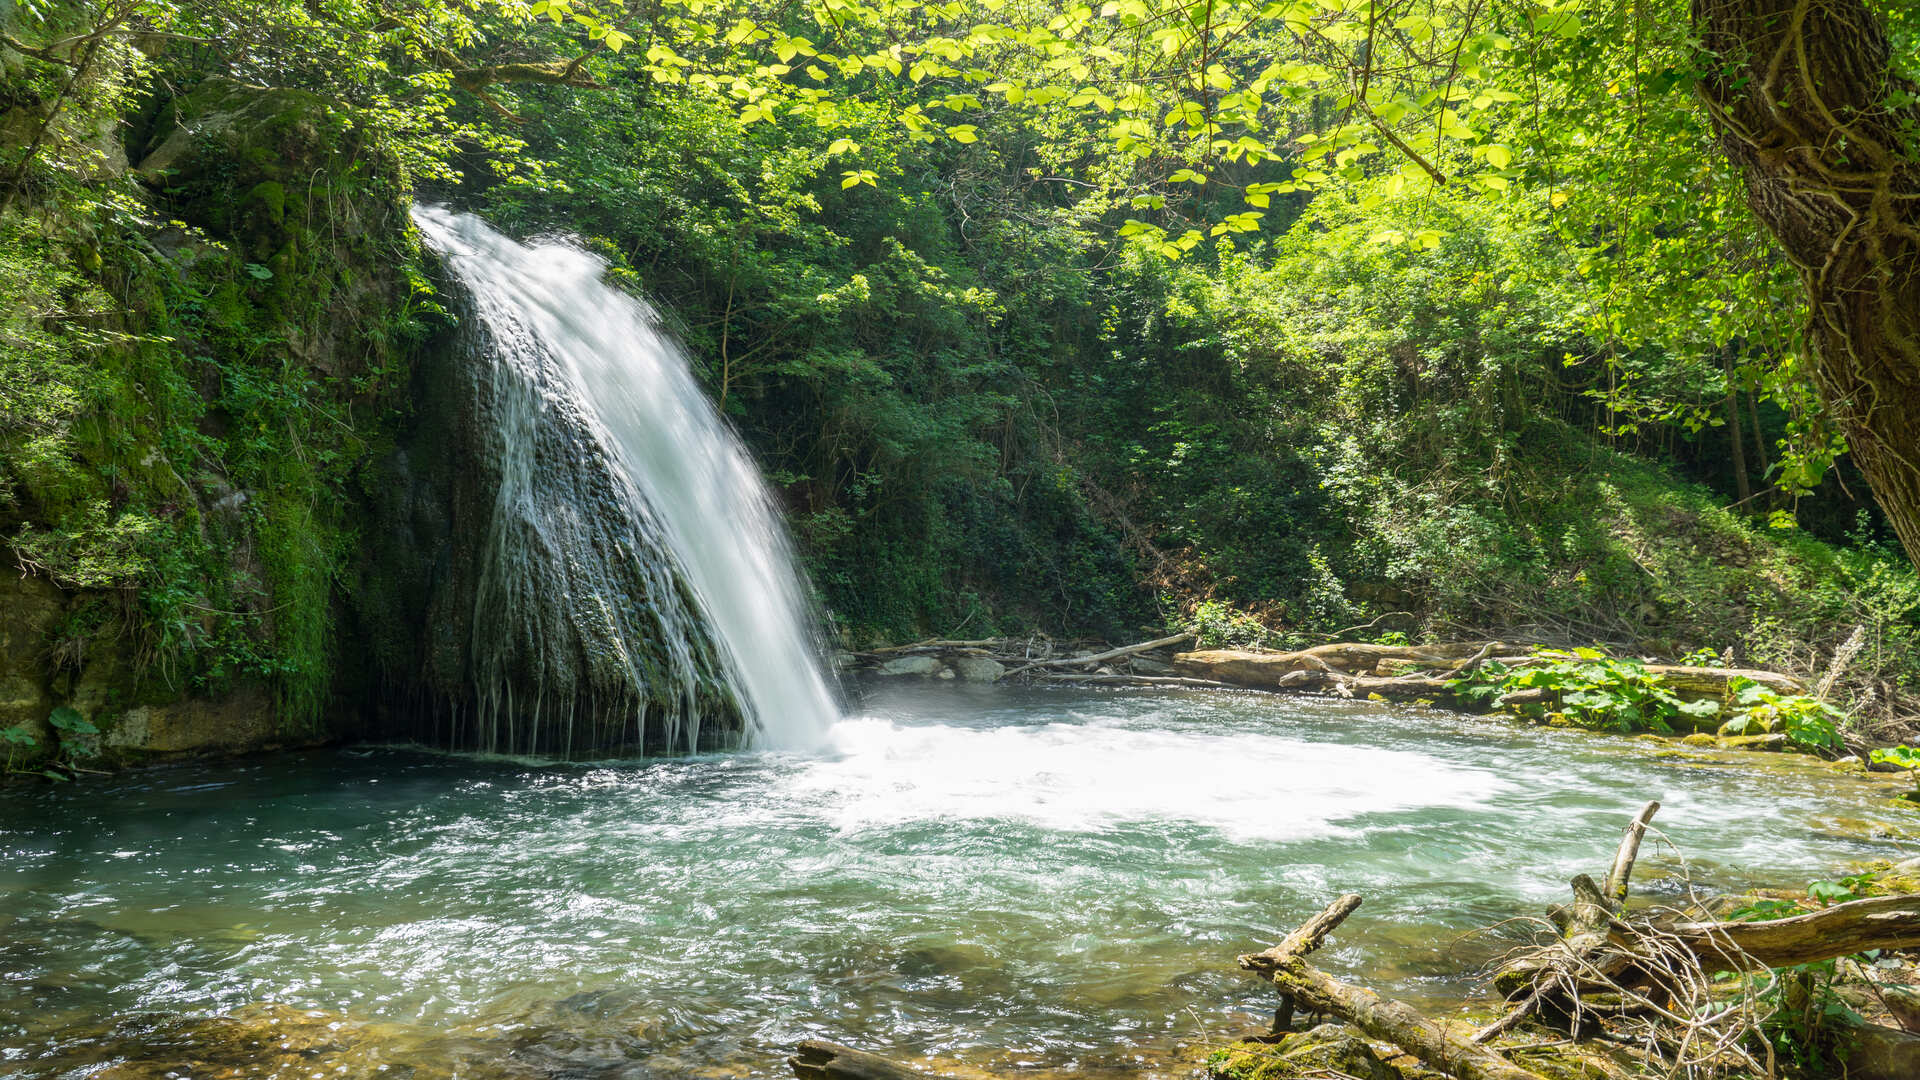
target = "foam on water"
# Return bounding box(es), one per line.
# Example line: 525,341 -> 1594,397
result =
795,715 -> 1504,841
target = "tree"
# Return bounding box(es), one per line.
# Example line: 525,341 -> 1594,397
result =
1693,0 -> 1920,562
21,0 -> 1919,563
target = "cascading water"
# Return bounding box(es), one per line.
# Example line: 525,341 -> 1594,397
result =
408,205 -> 838,754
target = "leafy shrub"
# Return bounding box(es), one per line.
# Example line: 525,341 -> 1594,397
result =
1869,745 -> 1920,800
1453,646 -> 1850,751
1722,677 -> 1844,752
1450,648 -> 1720,733
1185,599 -> 1277,649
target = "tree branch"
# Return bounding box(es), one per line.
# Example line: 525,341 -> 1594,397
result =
451,56 -> 605,93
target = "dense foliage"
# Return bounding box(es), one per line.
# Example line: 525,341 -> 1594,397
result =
4,0 -> 1920,735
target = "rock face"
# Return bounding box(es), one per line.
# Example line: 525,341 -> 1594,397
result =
0,73 -> 419,770
345,275 -> 742,756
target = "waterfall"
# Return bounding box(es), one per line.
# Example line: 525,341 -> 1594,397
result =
410,205 -> 838,753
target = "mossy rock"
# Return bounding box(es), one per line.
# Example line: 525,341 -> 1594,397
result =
72,1002 -> 545,1080
1206,1026 -> 1398,1080
1717,732 -> 1789,752
136,76 -> 406,264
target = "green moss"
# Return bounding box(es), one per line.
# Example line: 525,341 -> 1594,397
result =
2,75 -> 425,739
245,180 -> 286,224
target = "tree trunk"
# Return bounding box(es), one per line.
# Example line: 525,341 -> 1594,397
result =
1725,356 -> 1752,504
1693,0 -> 1920,564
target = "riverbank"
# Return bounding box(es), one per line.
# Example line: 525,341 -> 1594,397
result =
845,635 -> 1920,767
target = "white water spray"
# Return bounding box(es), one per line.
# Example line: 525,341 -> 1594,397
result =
413,206 -> 837,751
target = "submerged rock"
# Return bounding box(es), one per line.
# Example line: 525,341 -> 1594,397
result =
55,1002 -> 548,1080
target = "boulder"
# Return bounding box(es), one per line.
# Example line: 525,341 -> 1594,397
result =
950,656 -> 1006,682
878,655 -> 944,677
1845,1021 -> 1920,1080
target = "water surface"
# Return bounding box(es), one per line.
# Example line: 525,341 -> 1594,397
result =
3,685 -> 1911,1076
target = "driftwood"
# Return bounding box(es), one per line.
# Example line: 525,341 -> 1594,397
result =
1240,895 -> 1548,1080
1477,803 -> 1662,1043
789,1040 -> 930,1080
845,633 -> 1196,683
1670,895 -> 1920,972
999,632 -> 1197,679
1176,641 -> 1510,683
866,639 -> 1008,655
1604,800 -> 1662,906
1475,801 -> 1920,1080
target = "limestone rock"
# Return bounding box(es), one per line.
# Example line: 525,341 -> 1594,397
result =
950,656 -> 1006,682
878,655 -> 944,677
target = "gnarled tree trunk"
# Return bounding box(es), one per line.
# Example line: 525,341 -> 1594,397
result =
1693,0 -> 1920,562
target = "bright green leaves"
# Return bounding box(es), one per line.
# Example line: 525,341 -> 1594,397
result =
1209,211 -> 1263,237
1243,182 -> 1291,208
1870,745 -> 1920,770
1452,649 -> 1851,753
1367,227 -> 1444,250
841,169 -> 879,188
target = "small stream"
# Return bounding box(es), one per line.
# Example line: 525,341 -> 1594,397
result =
3,684 -> 1914,1077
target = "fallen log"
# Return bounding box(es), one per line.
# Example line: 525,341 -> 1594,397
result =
1668,895 -> 1920,972
999,632 -> 1196,679
1251,667 -> 1460,703
1176,642 -> 1508,684
1178,647 -> 1807,704
1240,895 -> 1548,1080
866,638 -> 1011,655
1484,804 -> 1662,1034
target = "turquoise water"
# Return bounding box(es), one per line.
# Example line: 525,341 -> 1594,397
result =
3,685 -> 1912,1077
